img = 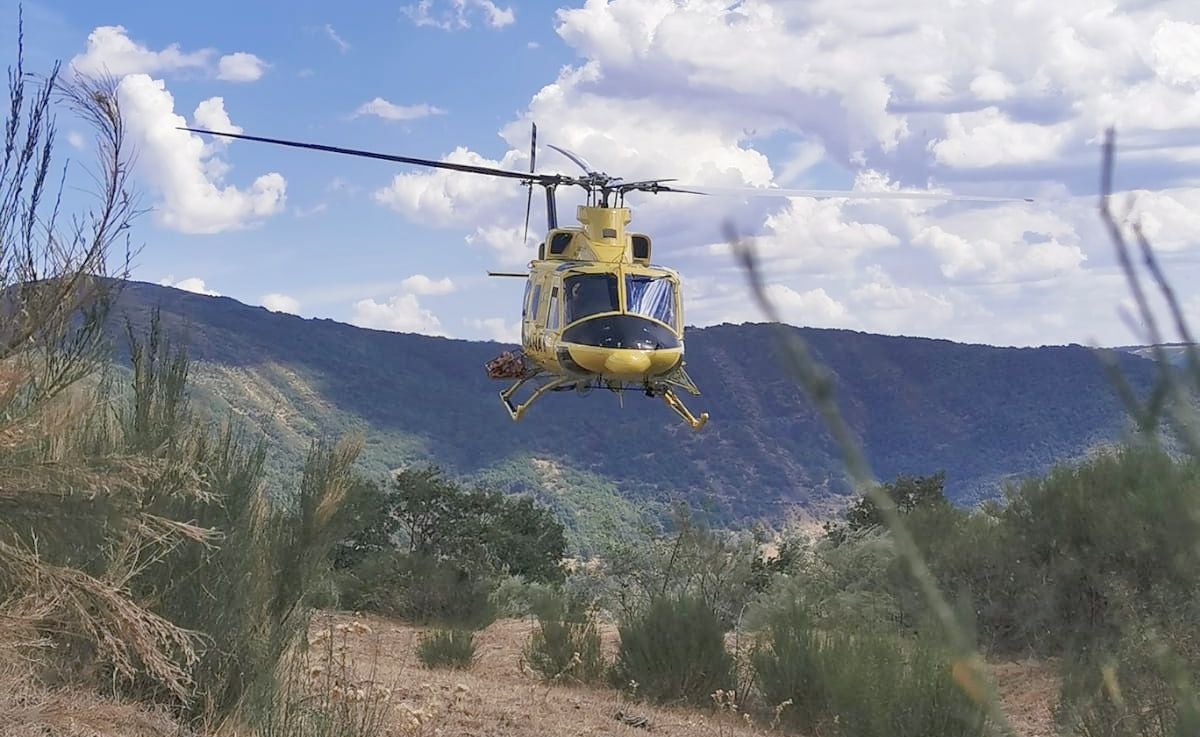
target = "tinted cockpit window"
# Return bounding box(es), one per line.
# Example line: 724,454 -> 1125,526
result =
564,274 -> 619,324
626,275 -> 676,328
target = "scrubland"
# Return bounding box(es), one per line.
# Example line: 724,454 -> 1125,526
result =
5,10 -> 1200,737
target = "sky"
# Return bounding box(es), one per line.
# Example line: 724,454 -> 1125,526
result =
6,0 -> 1200,349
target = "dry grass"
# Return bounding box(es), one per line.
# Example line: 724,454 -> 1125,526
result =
306,610 -> 1061,737
0,669 -> 184,737
308,610 -> 762,737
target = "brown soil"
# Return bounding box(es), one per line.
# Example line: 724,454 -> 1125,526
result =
307,610 -> 1062,737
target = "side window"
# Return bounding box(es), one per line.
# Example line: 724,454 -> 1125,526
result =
547,287 -> 560,330
522,280 -> 532,318
529,283 -> 543,321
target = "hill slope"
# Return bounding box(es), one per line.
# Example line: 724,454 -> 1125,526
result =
105,280 -> 1157,525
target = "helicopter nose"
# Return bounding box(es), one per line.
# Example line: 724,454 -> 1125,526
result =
603,350 -> 652,375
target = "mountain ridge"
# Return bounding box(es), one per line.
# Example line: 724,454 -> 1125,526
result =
100,279 -> 1158,526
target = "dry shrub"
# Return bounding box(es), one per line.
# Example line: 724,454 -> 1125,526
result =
239,618 -> 395,737
417,629 -> 477,670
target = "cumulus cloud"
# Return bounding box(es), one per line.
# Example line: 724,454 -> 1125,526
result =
929,108 -> 1071,169
70,25 -> 212,77
116,75 -> 286,234
466,317 -> 521,343
373,146 -> 527,227
344,1 -> 1200,346
400,274 -> 456,295
262,293 -> 301,314
351,294 -> 445,335
707,194 -> 901,275
70,25 -> 268,85
160,276 -> 220,296
354,97 -> 446,121
912,206 -> 1086,283
347,274 -> 457,335
403,0 -> 515,30
764,285 -> 849,327
217,52 -> 267,82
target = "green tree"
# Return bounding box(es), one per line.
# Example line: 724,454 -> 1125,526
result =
825,471 -> 950,543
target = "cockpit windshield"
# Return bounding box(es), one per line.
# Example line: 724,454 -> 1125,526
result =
626,275 -> 677,328
564,273 -> 619,324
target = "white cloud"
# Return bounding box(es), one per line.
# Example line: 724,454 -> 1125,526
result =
929,108 -> 1071,169
262,293 -> 301,314
217,52 -> 267,82
159,276 -> 220,296
403,0 -> 514,30
191,97 -> 242,162
293,202 -> 328,218
849,265 -> 956,333
400,274 -> 456,295
353,97 -> 446,121
325,24 -> 351,53
116,74 -> 286,234
1150,20 -> 1200,88
706,191 -> 901,275
350,294 -> 445,335
763,285 -> 848,328
345,273 -> 459,335
372,146 -> 529,234
467,317 -> 521,343
70,25 -> 212,77
1120,187 -> 1200,252
465,225 -> 535,266
67,131 -> 85,150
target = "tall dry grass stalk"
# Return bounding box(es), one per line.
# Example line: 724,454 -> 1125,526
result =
0,6 -> 210,708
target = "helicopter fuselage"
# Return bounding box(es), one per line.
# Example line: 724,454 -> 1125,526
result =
489,204 -> 709,429
521,259 -> 684,381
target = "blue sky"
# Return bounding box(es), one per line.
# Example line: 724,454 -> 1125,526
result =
7,0 -> 1200,348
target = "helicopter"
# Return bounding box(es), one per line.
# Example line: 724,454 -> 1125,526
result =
182,123 -> 1032,430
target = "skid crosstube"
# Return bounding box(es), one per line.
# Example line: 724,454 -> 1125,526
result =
490,353 -> 710,430
499,374 -> 571,422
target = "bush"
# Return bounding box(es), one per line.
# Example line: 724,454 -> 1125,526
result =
335,552 -> 495,629
521,591 -> 605,685
1056,621 -> 1200,737
417,629 -> 476,669
489,575 -> 558,618
997,445 -> 1200,655
749,600 -> 830,733
610,594 -> 734,707
751,601 -> 991,737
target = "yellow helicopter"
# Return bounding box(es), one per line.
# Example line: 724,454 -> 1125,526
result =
182,123 -> 1032,430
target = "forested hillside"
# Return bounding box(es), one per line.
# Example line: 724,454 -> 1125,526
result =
106,279 -> 1158,522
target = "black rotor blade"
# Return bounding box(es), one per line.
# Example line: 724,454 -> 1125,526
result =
547,143 -> 597,175
523,122 -> 536,245
178,126 -> 564,184
648,182 -> 1034,203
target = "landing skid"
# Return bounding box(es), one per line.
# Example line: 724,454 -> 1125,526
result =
486,350 -> 709,430
499,372 -> 573,422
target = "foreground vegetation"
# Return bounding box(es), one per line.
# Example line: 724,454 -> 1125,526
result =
4,9 -> 1200,737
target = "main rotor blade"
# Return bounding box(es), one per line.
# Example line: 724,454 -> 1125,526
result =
547,143 -> 597,175
654,183 -> 1034,203
179,126 -> 564,184
523,122 -> 536,245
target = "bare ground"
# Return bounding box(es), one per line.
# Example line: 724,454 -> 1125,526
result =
0,610 -> 1061,736
306,610 -> 1062,737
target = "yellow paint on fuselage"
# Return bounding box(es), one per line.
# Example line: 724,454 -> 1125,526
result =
518,206 -> 685,383
563,344 -> 684,380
